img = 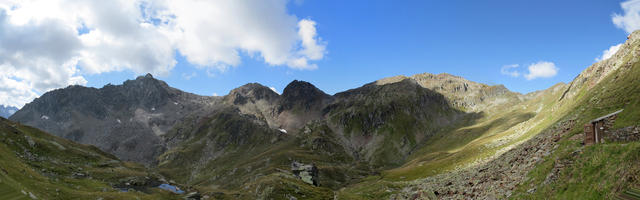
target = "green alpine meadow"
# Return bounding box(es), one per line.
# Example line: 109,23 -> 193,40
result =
2,1 -> 640,199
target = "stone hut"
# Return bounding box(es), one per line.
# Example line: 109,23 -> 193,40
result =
584,109 -> 623,145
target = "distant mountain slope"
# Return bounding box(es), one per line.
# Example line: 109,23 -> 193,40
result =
373,31 -> 640,200
16,46 -> 619,199
9,68 -> 527,199
10,74 -> 219,165
509,30 -> 640,200
0,117 -> 176,199
0,105 -> 18,118
325,79 -> 468,167
375,73 -> 524,112
153,79 -> 463,197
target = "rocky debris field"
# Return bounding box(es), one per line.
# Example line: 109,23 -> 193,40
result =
392,120 -> 575,200
606,126 -> 640,142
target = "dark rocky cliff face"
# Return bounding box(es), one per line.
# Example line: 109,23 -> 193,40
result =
10,74 -> 218,165
273,80 -> 333,133
279,80 -> 332,112
326,79 -> 467,167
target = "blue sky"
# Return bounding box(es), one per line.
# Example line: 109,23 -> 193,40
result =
1,0 -> 637,107
91,0 -> 628,96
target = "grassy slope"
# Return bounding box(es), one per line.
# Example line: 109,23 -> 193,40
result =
0,181 -> 27,200
158,81 -> 472,199
326,79 -> 465,169
336,39 -> 640,198
335,81 -> 573,199
158,110 -> 369,199
511,48 -> 640,199
332,90 -> 561,199
0,117 -> 175,200
339,56 -> 640,199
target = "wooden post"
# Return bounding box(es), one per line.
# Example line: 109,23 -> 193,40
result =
595,121 -> 604,143
584,123 -> 594,145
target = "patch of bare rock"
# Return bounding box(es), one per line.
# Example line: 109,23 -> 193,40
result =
391,120 -> 575,200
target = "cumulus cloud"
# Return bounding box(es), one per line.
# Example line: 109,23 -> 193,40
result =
0,9 -> 86,108
595,43 -> 623,62
524,61 -> 558,80
155,0 -> 325,70
500,64 -> 520,77
0,0 -> 326,107
613,0 -> 640,34
0,72 -> 40,109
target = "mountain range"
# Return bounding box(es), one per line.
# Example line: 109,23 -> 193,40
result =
2,31 -> 640,199
0,105 -> 18,118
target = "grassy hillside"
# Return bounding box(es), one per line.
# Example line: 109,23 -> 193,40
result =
511,43 -> 640,199
338,32 -> 640,199
326,79 -> 467,168
335,85 -> 567,199
158,108 -> 370,198
0,117 -> 176,199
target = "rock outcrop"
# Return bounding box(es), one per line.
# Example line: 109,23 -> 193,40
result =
375,73 -> 524,112
291,161 -> 319,186
605,126 -> 640,142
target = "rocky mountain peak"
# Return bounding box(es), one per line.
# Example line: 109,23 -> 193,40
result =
123,73 -> 170,90
368,72 -> 522,111
282,80 -> 328,100
9,74 -> 215,165
0,105 -> 19,118
337,78 -> 424,99
279,80 -> 331,112
225,83 -> 280,105
410,73 -> 484,93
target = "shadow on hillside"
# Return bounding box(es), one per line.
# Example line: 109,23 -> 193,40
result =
393,110 -> 537,179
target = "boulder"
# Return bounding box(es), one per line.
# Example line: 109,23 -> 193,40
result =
291,161 -> 319,186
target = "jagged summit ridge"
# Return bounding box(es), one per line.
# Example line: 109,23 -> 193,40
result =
371,72 -> 522,111
10,73 -> 218,165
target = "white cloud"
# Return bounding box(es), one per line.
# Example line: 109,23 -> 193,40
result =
0,0 -> 326,107
298,19 -> 326,61
613,0 -> 640,34
269,86 -> 280,94
595,43 -> 623,62
0,9 -> 86,108
524,61 -> 558,80
500,64 -> 520,77
155,0 -> 326,70
212,93 -> 218,97
0,71 -> 39,108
